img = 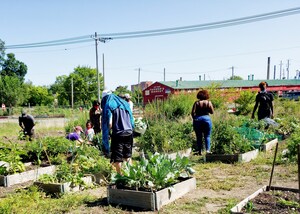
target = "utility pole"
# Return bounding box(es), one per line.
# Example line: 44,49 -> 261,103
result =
138,68 -> 141,106
163,68 -> 166,81
279,60 -> 283,80
71,78 -> 74,109
102,53 -> 105,89
230,66 -> 234,79
267,57 -> 270,80
91,32 -> 112,102
273,65 -> 276,80
287,59 -> 290,80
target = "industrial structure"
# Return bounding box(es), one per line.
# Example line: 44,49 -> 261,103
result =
142,79 -> 300,105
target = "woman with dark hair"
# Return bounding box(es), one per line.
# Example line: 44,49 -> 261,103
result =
89,100 -> 101,134
191,89 -> 214,155
251,81 -> 274,120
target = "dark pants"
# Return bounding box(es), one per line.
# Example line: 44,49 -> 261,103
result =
110,134 -> 133,163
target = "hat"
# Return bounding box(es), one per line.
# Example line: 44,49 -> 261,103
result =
102,89 -> 112,98
75,126 -> 83,132
21,110 -> 26,116
124,93 -> 131,99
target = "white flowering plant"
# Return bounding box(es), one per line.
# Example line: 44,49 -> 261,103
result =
134,117 -> 147,134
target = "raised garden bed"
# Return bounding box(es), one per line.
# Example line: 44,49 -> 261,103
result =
107,177 -> 196,211
0,165 -> 56,187
204,149 -> 259,163
34,175 -> 93,194
231,185 -> 300,213
261,138 -> 278,152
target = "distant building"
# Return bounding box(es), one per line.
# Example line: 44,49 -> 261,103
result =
131,81 -> 153,92
142,79 -> 300,105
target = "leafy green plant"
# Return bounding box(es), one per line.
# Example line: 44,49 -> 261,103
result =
245,201 -> 254,212
110,152 -> 195,191
234,90 -> 256,115
0,142 -> 27,175
137,119 -> 194,153
284,126 -> 300,162
38,161 -> 84,186
211,117 -> 255,154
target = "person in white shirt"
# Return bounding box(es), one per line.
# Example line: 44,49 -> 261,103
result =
124,93 -> 133,112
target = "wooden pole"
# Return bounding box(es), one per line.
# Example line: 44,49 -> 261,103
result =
298,144 -> 300,199
268,142 -> 278,190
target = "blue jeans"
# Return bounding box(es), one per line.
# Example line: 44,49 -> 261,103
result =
193,115 -> 212,153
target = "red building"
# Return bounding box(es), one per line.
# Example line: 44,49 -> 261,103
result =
143,79 -> 300,105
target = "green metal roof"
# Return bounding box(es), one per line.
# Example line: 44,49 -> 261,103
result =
159,79 -> 300,89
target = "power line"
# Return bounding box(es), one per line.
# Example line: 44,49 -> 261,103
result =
5,7 -> 300,49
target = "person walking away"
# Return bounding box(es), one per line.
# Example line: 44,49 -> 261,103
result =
124,93 -> 134,112
191,89 -> 214,155
85,120 -> 95,145
101,90 -> 134,174
66,126 -> 84,145
251,82 -> 274,120
89,100 -> 101,134
19,110 -> 35,140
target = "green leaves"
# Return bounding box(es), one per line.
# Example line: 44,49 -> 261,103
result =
111,153 -> 194,192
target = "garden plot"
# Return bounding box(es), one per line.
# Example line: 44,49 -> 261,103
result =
205,149 -> 259,163
34,175 -> 94,194
231,185 -> 300,213
0,164 -> 56,187
108,177 -> 196,211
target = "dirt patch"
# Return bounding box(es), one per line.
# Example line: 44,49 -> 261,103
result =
242,190 -> 300,213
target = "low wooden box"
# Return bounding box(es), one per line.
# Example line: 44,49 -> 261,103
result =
261,138 -> 278,152
0,165 -> 56,187
34,176 -> 93,194
205,149 -> 259,163
107,177 -> 196,211
230,185 -> 300,213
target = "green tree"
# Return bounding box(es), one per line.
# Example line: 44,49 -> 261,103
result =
1,53 -> 27,82
0,39 -> 5,69
132,86 -> 142,106
49,66 -> 103,107
25,84 -> 54,106
114,85 -> 131,96
50,75 -> 69,106
228,75 -> 243,80
0,76 -> 26,106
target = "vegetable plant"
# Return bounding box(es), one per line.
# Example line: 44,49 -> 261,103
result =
110,152 -> 195,192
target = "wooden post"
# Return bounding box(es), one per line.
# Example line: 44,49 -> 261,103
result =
268,142 -> 278,189
298,144 -> 300,199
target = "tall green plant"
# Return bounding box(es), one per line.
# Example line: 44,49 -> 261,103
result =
234,90 -> 256,115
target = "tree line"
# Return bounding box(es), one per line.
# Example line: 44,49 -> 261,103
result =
0,39 -> 142,109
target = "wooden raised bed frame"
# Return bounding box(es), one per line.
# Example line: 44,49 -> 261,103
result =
34,175 -> 93,194
205,149 -> 259,163
230,185 -> 300,213
107,177 -> 196,211
0,165 -> 56,187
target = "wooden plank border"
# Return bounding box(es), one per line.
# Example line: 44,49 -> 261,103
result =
230,185 -> 300,213
107,177 -> 196,211
0,165 -> 56,187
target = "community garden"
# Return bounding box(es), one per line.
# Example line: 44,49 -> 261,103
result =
0,86 -> 299,213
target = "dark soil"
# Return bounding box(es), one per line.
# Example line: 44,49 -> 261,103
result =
242,190 -> 300,213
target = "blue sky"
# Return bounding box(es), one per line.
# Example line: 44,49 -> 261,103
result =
1,1 -> 300,90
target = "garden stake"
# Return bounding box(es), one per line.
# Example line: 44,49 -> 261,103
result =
268,142 -> 278,190
298,144 -> 300,200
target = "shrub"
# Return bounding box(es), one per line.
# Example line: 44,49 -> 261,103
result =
137,119 -> 194,153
